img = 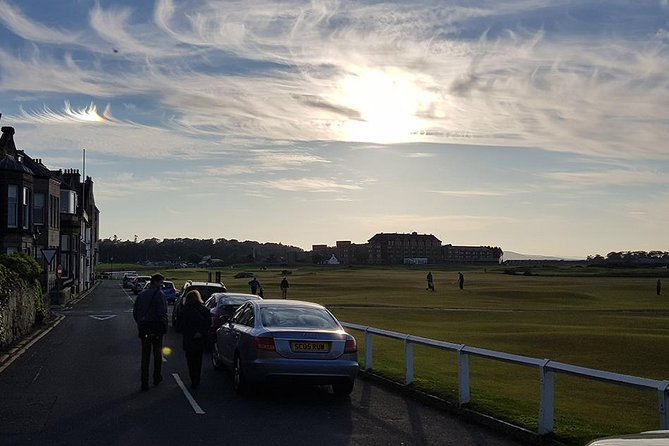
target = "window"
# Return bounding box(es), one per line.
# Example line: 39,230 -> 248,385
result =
7,185 -> 18,228
34,193 -> 45,225
22,187 -> 30,229
61,235 -> 70,252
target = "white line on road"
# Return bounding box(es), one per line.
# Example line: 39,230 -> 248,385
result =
119,284 -> 135,303
172,373 -> 205,414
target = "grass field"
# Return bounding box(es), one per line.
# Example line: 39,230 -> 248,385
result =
98,263 -> 669,444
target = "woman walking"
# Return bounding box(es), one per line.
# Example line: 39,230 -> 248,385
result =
176,290 -> 211,389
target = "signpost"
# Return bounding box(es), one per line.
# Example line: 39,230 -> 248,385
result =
56,264 -> 63,279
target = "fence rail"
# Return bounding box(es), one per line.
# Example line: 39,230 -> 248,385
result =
341,322 -> 669,435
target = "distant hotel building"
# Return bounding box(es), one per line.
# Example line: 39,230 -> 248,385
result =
311,232 -> 502,265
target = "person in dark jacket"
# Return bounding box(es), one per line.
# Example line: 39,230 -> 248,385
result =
176,290 -> 212,389
248,276 -> 260,295
133,273 -> 168,391
280,277 -> 289,299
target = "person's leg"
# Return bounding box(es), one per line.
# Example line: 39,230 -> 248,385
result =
140,337 -> 151,390
152,335 -> 163,384
185,350 -> 198,387
192,349 -> 203,386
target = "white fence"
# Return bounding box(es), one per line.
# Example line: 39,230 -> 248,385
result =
341,322 -> 669,435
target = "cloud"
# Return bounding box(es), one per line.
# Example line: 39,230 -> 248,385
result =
544,169 -> 668,187
249,177 -> 363,193
430,189 -> 509,197
1,1 -> 669,160
95,173 -> 182,200
0,1 -> 81,45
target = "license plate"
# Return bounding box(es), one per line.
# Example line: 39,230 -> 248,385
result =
291,342 -> 330,352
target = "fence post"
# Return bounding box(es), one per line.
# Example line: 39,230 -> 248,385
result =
457,345 -> 470,406
658,381 -> 669,429
364,328 -> 373,371
538,360 -> 555,435
404,335 -> 414,385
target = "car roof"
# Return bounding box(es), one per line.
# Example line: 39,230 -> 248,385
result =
185,281 -> 225,287
212,292 -> 260,299
252,299 -> 325,309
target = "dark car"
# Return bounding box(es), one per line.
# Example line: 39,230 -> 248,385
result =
204,293 -> 262,344
131,275 -> 151,294
172,281 -> 227,331
211,299 -> 358,396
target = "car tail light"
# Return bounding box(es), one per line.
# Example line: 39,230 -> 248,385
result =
254,336 -> 276,351
344,338 -> 357,353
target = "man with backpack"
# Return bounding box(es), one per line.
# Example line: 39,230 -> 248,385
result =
133,273 -> 168,391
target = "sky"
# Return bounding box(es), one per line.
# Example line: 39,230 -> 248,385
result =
1,0 -> 668,259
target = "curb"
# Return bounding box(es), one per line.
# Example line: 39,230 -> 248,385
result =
0,314 -> 65,374
357,370 -> 566,446
1,281 -> 100,374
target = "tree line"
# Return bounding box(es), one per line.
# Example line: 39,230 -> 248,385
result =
99,237 -> 304,265
587,251 -> 669,266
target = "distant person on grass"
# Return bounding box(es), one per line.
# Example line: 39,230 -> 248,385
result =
426,272 -> 435,291
248,276 -> 260,295
658,279 -> 662,296
280,277 -> 290,299
176,290 -> 211,389
458,272 -> 464,290
133,273 -> 168,391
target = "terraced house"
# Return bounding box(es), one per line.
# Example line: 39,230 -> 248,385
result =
0,126 -> 99,300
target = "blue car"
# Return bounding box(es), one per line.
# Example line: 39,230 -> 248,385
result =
162,281 -> 178,304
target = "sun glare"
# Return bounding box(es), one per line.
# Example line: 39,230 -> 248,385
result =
334,68 -> 432,144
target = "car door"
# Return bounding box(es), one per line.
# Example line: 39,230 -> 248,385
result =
219,303 -> 252,365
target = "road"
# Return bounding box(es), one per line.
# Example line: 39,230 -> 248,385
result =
0,281 -> 527,446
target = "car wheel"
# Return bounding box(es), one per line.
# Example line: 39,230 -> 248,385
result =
211,343 -> 223,370
233,354 -> 248,394
332,380 -> 354,397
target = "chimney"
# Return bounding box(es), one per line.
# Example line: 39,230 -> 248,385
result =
0,126 -> 17,158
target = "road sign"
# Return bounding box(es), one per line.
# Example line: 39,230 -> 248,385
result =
41,249 -> 57,264
57,264 -> 63,278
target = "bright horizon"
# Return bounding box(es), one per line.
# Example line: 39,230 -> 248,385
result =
1,1 -> 668,258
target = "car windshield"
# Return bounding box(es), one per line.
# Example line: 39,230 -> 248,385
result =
260,307 -> 339,329
190,286 -> 224,300
218,296 -> 258,307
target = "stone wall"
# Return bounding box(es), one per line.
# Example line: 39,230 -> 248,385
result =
0,265 -> 38,351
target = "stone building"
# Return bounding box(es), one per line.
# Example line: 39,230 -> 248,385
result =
0,126 -> 99,298
367,232 -> 442,264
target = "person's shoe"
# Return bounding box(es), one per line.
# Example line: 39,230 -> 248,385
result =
154,376 -> 163,386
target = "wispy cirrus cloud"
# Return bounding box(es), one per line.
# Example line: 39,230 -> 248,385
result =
544,169 -> 669,187
0,0 -> 668,160
250,177 -> 363,193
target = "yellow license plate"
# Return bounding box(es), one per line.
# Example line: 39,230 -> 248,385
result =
291,342 -> 330,352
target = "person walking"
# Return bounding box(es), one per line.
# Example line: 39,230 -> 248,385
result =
280,277 -> 290,299
176,290 -> 211,389
133,273 -> 168,391
426,272 -> 435,291
248,276 -> 260,295
657,279 -> 662,296
458,272 -> 465,290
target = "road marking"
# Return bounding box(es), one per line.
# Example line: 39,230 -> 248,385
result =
31,366 -> 43,384
0,315 -> 65,375
119,284 -> 135,303
89,315 -> 117,321
172,373 -> 205,414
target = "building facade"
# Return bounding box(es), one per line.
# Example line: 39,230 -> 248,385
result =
0,126 -> 99,298
367,232 -> 442,264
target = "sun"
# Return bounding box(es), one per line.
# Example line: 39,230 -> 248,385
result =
333,68 -> 433,144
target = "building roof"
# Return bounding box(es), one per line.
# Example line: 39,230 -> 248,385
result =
0,154 -> 34,175
368,232 -> 442,244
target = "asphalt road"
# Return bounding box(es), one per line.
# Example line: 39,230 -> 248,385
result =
0,281 -> 527,446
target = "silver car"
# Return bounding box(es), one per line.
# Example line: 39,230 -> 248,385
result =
586,430 -> 669,445
212,299 -> 358,396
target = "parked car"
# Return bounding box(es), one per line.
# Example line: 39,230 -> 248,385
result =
211,299 -> 358,396
172,281 -> 227,331
123,273 -> 138,288
132,275 -> 151,294
162,281 -> 178,304
586,430 -> 669,445
204,293 -> 262,345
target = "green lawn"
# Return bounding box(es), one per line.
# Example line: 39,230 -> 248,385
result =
100,264 -> 669,444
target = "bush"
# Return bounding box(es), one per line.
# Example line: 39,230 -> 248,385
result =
0,253 -> 41,282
